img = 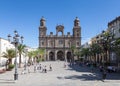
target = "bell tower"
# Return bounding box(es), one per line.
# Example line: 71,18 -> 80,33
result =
72,17 -> 81,47
73,17 -> 81,37
39,17 -> 47,48
39,17 -> 47,37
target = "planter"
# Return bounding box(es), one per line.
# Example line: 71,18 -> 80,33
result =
6,69 -> 12,71
7,64 -> 15,71
0,69 -> 6,74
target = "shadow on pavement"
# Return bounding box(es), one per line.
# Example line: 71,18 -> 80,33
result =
66,64 -> 91,72
65,63 -> 120,81
64,74 -> 101,81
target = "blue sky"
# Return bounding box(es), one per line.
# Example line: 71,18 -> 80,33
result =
0,0 -> 120,48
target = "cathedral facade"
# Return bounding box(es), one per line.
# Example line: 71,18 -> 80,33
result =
38,17 -> 81,61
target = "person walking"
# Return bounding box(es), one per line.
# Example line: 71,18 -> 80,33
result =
64,63 -> 66,68
90,63 -> 93,72
44,65 -> 47,73
28,65 -> 30,73
39,64 -> 42,70
34,64 -> 37,73
102,68 -> 107,82
49,64 -> 52,71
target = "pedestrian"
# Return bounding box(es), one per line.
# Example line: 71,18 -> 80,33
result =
99,65 -> 103,72
49,64 -> 52,71
90,63 -> 93,72
28,65 -> 30,73
44,65 -> 47,73
64,63 -> 66,68
34,64 -> 37,73
21,68 -> 25,74
39,64 -> 42,70
102,69 -> 107,81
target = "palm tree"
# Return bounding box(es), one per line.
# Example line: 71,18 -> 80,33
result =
2,49 -> 16,65
28,51 -> 34,64
31,48 -> 45,63
17,44 -> 26,67
37,48 -> 45,59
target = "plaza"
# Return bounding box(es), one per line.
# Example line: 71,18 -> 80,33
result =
0,61 -> 120,86
0,0 -> 120,86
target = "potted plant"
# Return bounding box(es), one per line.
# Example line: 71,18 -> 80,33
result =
7,64 -> 14,71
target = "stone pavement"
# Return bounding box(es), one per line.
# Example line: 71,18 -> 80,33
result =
0,61 -> 120,86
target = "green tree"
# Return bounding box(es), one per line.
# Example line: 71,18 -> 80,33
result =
37,48 -> 45,58
101,31 -> 114,63
90,43 -> 102,63
113,38 -> 120,65
80,48 -> 89,61
70,45 -> 76,62
28,51 -> 34,64
75,49 -> 81,60
17,44 -> 26,67
2,49 -> 16,65
31,48 -> 45,63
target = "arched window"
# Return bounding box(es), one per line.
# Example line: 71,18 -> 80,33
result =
58,31 -> 62,36
59,40 -> 63,45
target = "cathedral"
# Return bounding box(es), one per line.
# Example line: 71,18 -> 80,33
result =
38,17 -> 81,61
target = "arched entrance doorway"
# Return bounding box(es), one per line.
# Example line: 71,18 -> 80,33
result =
49,52 -> 55,61
57,51 -> 64,60
67,52 -> 71,62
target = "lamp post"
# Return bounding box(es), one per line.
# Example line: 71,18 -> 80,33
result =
69,41 -> 71,63
24,48 -> 28,71
8,30 -> 23,80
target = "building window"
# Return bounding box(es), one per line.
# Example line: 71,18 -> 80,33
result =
68,42 -> 70,45
77,42 -> 79,46
51,41 -> 53,46
59,40 -> 63,45
42,42 -> 44,46
77,33 -> 79,36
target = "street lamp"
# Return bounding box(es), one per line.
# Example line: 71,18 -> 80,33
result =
8,30 -> 23,80
24,48 -> 28,71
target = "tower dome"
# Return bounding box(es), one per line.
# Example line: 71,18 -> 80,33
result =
40,16 -> 46,26
74,17 -> 80,26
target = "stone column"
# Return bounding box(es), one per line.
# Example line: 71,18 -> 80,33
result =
47,51 -> 49,61
65,50 -> 67,62
55,50 -> 57,60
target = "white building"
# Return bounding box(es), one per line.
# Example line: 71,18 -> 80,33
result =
0,37 -> 35,67
0,37 -> 14,66
108,16 -> 120,64
108,16 -> 120,38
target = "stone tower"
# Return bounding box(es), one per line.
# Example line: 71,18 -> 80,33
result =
39,17 -> 47,47
73,17 -> 81,46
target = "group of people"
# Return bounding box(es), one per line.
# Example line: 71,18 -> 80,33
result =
34,64 -> 52,73
21,63 -> 52,74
